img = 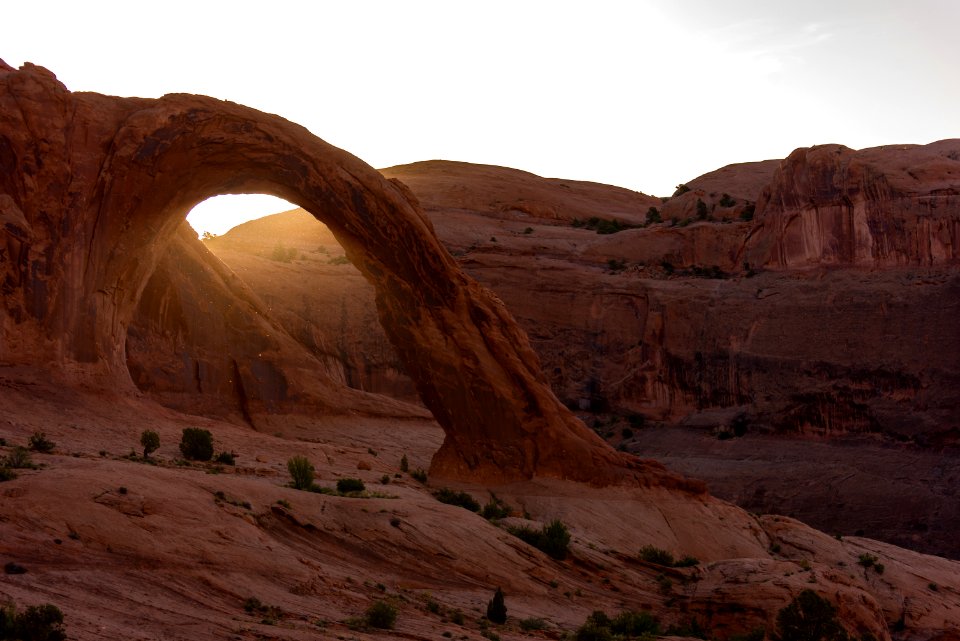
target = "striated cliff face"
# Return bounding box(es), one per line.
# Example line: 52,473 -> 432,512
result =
744,142 -> 960,268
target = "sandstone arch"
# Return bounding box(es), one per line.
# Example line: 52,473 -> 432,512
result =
0,61 -> 651,484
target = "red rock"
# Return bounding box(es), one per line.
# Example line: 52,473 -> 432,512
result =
0,61 -> 645,485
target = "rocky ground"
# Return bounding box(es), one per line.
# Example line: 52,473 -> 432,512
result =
3,368 -> 959,640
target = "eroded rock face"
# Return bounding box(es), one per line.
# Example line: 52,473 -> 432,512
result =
0,61 -> 643,485
745,142 -> 960,268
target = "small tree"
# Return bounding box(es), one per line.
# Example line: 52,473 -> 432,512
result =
486,587 -> 507,624
287,456 -> 315,490
399,454 -> 409,473
140,430 -> 160,458
179,428 -> 213,461
646,207 -> 662,224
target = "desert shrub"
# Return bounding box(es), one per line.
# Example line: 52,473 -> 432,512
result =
410,468 -> 427,483
336,478 -> 366,494
719,193 -> 737,207
399,454 -> 409,472
4,447 -> 33,469
242,597 -> 283,624
380,474 -> 390,485
646,207 -> 662,224
328,255 -> 349,265
519,617 -> 547,631
775,590 -> 847,641
0,467 -> 15,482
673,183 -> 691,197
674,555 -> 700,567
485,588 -> 506,624
639,544 -> 675,566
523,227 -> 534,234
695,199 -> 709,220
287,456 -> 315,490
857,553 -> 878,568
611,610 -> 660,636
365,600 -> 397,629
656,574 -> 673,594
270,243 -> 297,262
740,204 -> 756,221
481,496 -> 511,520
508,520 -> 570,560
0,602 -> 66,641
214,451 -> 236,465
179,428 -> 213,461
432,488 -> 480,512
27,432 -> 55,453
140,430 -> 160,458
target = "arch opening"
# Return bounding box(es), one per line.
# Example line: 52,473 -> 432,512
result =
126,193 -> 421,425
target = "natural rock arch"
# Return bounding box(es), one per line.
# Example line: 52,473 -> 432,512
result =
0,61 -> 656,485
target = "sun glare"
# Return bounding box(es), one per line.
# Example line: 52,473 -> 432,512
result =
186,194 -> 296,238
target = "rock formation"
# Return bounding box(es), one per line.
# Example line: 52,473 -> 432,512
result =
0,60 -> 641,484
190,152 -> 960,557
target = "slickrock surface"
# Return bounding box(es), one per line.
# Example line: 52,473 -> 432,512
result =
3,374 -> 959,640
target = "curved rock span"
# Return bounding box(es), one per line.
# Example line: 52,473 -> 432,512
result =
0,60 -> 651,485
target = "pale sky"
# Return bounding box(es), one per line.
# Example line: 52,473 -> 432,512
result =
5,0 -> 958,236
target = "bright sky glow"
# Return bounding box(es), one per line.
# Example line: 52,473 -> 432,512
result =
5,0 -> 958,235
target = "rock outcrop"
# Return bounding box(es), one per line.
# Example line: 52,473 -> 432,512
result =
0,60 -> 642,485
744,142 -> 960,268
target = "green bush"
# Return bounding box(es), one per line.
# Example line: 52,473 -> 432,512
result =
399,454 -> 409,472
508,519 -> 571,560
740,204 -> 756,221
486,588 -> 506,624
179,428 -> 213,461
695,198 -> 709,220
433,488 -> 480,512
4,447 -> 33,469
287,456 -> 315,490
719,193 -> 737,207
0,602 -> 66,641
336,478 -> 366,494
639,544 -> 675,566
481,497 -> 511,520
140,430 -> 160,458
0,467 -> 15,482
673,184 -> 691,197
410,468 -> 427,483
775,590 -> 848,641
28,432 -> 55,453
611,610 -> 660,636
519,617 -> 547,631
214,451 -> 236,465
365,600 -> 397,629
646,207 -> 662,224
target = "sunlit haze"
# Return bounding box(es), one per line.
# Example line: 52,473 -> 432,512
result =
7,0 -> 958,236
